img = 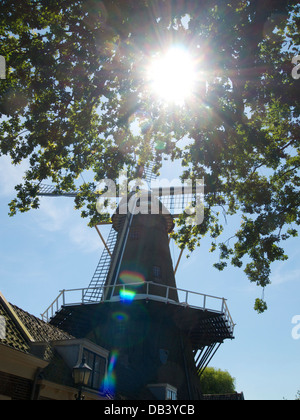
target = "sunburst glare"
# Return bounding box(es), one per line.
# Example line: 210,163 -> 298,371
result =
148,47 -> 197,105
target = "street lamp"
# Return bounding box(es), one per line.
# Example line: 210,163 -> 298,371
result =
73,356 -> 92,400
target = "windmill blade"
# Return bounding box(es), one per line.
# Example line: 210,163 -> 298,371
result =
138,139 -> 161,186
151,185 -> 204,218
98,184 -> 204,219
151,185 -> 199,196
37,183 -> 79,197
36,182 -> 118,302
37,182 -> 114,226
37,181 -> 204,218
143,159 -> 158,185
83,225 -> 119,302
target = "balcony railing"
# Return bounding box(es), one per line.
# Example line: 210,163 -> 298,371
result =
41,282 -> 235,336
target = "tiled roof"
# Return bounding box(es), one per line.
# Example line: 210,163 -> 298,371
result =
11,304 -> 73,343
0,293 -> 74,357
0,299 -> 30,354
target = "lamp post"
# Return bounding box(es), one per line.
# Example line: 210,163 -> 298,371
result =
73,356 -> 92,400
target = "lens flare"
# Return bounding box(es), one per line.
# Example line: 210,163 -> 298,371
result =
108,351 -> 118,372
119,289 -> 136,303
119,270 -> 145,286
112,311 -> 129,322
129,111 -> 153,135
101,350 -> 119,397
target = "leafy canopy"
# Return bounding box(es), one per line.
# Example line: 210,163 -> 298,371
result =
199,367 -> 236,395
0,0 -> 300,312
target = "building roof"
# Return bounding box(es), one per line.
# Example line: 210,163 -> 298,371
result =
0,292 -> 73,356
11,303 -> 73,343
0,297 -> 30,354
0,292 -> 111,400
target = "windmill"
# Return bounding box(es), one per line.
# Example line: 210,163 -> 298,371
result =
38,158 -> 235,400
37,162 -> 204,304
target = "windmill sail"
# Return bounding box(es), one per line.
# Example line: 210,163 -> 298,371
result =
37,184 -> 78,197
36,182 -> 203,217
83,226 -> 119,302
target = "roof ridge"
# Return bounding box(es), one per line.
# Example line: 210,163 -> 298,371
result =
0,292 -> 34,342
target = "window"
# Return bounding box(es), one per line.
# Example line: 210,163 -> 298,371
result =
153,266 -> 162,281
166,387 -> 177,400
147,384 -> 177,400
83,349 -> 107,390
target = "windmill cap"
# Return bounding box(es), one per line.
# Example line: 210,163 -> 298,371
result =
112,191 -> 174,233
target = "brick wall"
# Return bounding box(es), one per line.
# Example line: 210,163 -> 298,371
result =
0,371 -> 32,400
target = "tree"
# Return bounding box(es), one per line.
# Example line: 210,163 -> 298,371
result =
0,0 -> 299,312
199,367 -> 236,395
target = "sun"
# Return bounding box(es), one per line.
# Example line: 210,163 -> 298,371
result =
148,47 -> 196,105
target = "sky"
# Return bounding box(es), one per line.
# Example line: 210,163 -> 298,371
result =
0,2 -> 299,402
0,152 -> 300,401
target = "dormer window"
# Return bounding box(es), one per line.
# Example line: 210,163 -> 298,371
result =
147,383 -> 177,400
83,348 -> 107,391
166,386 -> 177,400
53,339 -> 109,394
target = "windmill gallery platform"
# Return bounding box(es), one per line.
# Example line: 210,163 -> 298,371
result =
37,190 -> 235,400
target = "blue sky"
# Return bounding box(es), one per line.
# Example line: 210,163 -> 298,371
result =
0,153 -> 300,400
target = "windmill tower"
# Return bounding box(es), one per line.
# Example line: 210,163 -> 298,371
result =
39,166 -> 235,400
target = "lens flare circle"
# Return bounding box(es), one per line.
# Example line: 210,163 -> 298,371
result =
112,311 -> 129,322
119,270 -> 145,286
